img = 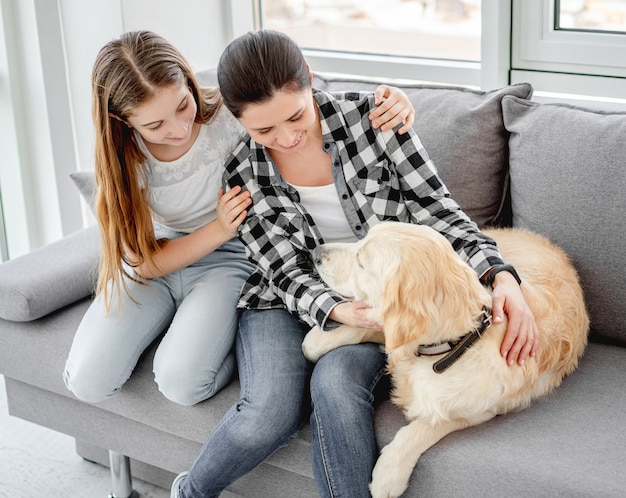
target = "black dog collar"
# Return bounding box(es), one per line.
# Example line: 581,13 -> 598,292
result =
416,308 -> 493,374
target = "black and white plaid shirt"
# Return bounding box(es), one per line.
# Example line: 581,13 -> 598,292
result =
224,89 -> 503,330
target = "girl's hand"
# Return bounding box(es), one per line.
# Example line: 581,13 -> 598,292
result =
491,271 -> 540,366
329,301 -> 383,331
216,185 -> 252,239
370,85 -> 416,135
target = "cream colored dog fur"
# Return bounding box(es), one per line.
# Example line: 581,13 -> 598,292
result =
301,222 -> 589,498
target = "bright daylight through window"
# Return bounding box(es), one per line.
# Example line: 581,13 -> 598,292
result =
557,0 -> 626,33
260,0 -> 482,62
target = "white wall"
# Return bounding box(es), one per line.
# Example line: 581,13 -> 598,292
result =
121,0 -> 230,71
64,0 -> 230,232
0,0 -> 233,258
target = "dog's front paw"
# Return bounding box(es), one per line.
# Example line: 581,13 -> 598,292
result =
302,327 -> 330,362
303,325 -> 384,362
369,447 -> 412,498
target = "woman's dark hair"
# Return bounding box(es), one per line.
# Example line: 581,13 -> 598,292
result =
217,30 -> 310,118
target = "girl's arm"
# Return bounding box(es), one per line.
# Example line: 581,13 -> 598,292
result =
129,186 -> 251,279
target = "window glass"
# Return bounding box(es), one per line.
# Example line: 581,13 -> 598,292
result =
556,0 -> 626,34
260,0 -> 482,62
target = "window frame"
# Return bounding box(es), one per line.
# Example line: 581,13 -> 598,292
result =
511,0 -> 626,98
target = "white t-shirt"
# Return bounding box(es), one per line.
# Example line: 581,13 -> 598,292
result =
289,182 -> 357,244
137,105 -> 246,234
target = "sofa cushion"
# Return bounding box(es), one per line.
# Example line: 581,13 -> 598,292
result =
312,74 -> 533,228
503,96 -> 626,344
70,170 -> 97,214
0,226 -> 100,322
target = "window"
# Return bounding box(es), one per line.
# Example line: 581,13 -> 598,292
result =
511,0 -> 626,98
256,0 -> 485,86
0,5 -> 27,260
260,0 -> 482,62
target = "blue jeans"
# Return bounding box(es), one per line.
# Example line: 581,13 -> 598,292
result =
310,342 -> 389,498
180,308 -> 388,497
64,238 -> 253,406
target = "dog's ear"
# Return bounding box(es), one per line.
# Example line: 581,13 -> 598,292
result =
378,242 -> 441,350
378,233 -> 488,350
379,272 -> 431,351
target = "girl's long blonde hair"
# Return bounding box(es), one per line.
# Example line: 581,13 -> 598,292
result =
92,30 -> 222,311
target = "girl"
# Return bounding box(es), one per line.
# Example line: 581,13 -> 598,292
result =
172,30 -> 538,496
63,31 -> 416,407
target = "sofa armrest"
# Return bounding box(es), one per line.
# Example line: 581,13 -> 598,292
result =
0,226 -> 100,322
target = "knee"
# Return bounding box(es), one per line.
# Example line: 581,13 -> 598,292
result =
157,385 -> 201,407
310,353 -> 353,402
228,398 -> 302,450
154,363 -> 209,406
310,346 -> 385,409
63,365 -> 119,404
310,369 -> 348,412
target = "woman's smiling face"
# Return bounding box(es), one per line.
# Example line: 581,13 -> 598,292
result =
237,88 -> 318,153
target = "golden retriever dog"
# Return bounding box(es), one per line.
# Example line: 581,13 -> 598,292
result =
301,222 -> 589,498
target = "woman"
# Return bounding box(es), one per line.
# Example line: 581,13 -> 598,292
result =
63,31 -> 414,407
172,30 -> 538,497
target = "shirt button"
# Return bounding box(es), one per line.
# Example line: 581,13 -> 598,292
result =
342,194 -> 348,200
355,225 -> 362,231
324,143 -> 330,149
334,161 -> 339,167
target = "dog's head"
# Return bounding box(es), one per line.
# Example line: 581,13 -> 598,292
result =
313,222 -> 491,351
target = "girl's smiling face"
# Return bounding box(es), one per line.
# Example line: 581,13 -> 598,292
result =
126,82 -> 198,149
237,88 -> 318,153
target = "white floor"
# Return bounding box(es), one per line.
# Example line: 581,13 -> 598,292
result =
0,375 -> 169,498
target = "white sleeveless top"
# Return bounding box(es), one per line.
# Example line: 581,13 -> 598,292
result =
137,105 -> 246,233
289,182 -> 358,244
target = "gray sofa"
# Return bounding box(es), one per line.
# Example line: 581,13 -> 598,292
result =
1,70 -> 625,498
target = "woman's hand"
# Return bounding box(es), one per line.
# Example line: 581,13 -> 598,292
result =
369,85 -> 416,135
329,301 -> 383,330
216,185 -> 252,239
491,271 -> 540,366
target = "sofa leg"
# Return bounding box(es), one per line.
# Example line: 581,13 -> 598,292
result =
107,450 -> 138,498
